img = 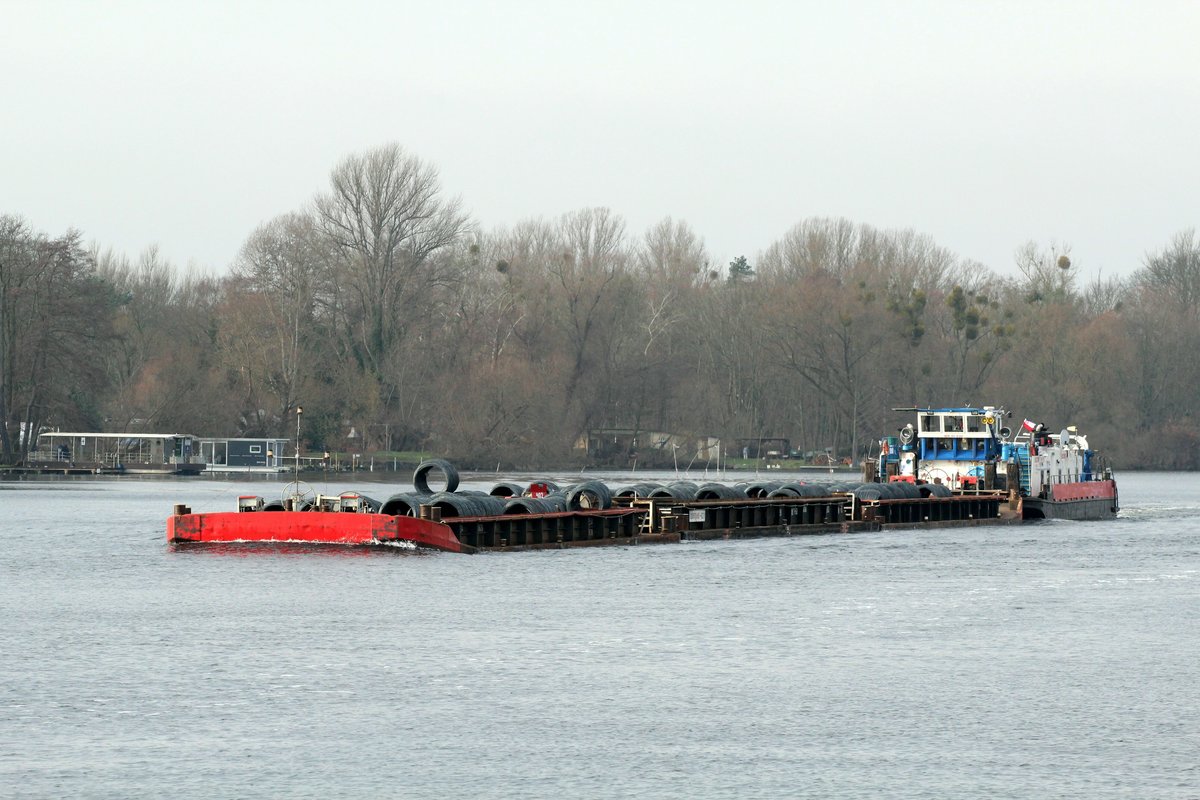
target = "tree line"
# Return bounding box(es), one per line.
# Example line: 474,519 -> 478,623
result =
3,143 -> 1198,469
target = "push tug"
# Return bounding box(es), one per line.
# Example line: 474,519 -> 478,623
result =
880,406 -> 1118,521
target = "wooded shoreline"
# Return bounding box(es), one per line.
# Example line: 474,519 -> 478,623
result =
3,144 -> 1197,470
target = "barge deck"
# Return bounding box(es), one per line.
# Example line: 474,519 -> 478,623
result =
169,489 -> 1020,553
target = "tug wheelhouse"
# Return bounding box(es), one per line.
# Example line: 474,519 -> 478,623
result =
886,406 -> 1009,490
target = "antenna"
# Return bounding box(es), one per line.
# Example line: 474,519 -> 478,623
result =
295,406 -> 303,486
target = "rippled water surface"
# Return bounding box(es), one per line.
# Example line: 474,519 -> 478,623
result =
1,470 -> 1197,798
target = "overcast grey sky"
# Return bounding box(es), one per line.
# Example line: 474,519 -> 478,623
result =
4,0 -> 1198,278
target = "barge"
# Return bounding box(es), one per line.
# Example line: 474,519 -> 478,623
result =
168,459 -> 1021,553
167,406 -> 1116,553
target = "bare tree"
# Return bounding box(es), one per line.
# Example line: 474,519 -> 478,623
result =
1014,240 -> 1077,304
1137,228 -> 1200,313
97,246 -> 180,429
314,143 -> 471,378
225,212 -> 332,434
757,217 -> 860,280
550,208 -> 631,405
97,248 -> 228,435
1079,272 -> 1127,316
0,217 -> 113,461
938,283 -> 1014,399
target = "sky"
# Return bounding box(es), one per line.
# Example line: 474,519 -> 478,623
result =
4,0 -> 1199,279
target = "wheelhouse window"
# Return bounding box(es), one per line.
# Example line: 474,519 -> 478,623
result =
967,415 -> 985,433
919,414 -> 940,434
944,415 -> 964,433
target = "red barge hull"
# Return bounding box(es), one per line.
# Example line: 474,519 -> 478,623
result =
168,511 -> 474,554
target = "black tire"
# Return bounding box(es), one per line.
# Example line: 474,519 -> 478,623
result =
429,492 -> 507,518
567,480 -> 613,510
413,459 -> 460,494
614,482 -> 662,498
504,496 -> 569,515
649,481 -> 699,500
380,493 -> 425,516
695,482 -> 747,500
746,481 -> 783,498
852,485 -> 884,502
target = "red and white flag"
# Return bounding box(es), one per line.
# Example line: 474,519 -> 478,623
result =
1022,418 -> 1037,432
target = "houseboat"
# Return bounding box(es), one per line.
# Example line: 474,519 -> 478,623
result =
199,437 -> 290,474
30,431 -> 206,475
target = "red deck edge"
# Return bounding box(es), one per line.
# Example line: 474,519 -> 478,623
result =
168,512 -> 473,554
1049,479 -> 1117,502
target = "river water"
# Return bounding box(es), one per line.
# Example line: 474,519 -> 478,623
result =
1,470 -> 1197,798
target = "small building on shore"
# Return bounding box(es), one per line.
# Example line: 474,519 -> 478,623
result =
578,428 -> 721,466
29,431 -> 207,475
199,437 -> 289,473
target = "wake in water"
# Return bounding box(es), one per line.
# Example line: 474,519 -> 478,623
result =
1108,504 -> 1200,523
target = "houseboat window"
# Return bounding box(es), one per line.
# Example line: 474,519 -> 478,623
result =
967,415 -> 985,433
945,415 -> 964,433
919,414 -> 940,434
